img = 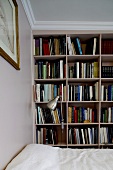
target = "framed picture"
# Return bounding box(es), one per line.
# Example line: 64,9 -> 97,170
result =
0,0 -> 20,70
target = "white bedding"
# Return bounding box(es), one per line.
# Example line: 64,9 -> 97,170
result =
6,144 -> 113,170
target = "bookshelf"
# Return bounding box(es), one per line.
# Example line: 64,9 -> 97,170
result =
32,31 -> 113,148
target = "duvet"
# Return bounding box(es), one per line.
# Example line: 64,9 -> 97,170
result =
6,144 -> 113,170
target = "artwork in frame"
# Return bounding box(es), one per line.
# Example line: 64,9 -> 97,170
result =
0,0 -> 20,70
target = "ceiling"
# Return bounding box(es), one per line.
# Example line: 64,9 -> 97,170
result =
21,0 -> 113,30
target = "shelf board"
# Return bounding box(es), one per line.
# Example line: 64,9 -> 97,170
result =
68,144 -> 98,146
68,78 -> 99,82
68,123 -> 99,126
68,101 -> 99,103
100,123 -> 113,125
34,78 -> 66,83
34,55 -> 66,60
101,55 -> 113,61
35,101 -> 67,104
49,143 -> 67,147
100,144 -> 113,146
101,78 -> 113,82
67,55 -> 99,61
35,123 -> 67,126
101,101 -> 113,103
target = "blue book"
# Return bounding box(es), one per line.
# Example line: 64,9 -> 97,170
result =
75,37 -> 82,55
108,85 -> 111,101
54,85 -> 57,98
78,85 -> 80,101
82,107 -> 85,122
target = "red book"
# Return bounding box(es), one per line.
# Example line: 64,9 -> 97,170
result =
74,106 -> 78,123
92,110 -> 94,122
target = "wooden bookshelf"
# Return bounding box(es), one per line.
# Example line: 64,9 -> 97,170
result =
32,31 -> 113,149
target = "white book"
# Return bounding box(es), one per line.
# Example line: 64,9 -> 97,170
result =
85,129 -> 88,144
103,127 -> 108,144
69,129 -> 72,144
83,63 -> 86,78
71,85 -> 72,101
93,38 -> 97,55
40,38 -> 42,55
44,84 -> 48,102
36,84 -> 40,102
92,63 -> 94,78
33,38 -> 35,55
92,127 -> 94,144
89,108 -> 92,122
76,62 -> 79,78
48,84 -> 51,101
81,129 -> 85,144
95,82 -> 98,101
84,109 -> 88,120
101,85 -> 104,101
38,107 -> 42,124
40,108 -> 44,124
61,84 -> 63,101
87,108 -> 90,120
88,128 -> 92,144
90,63 -> 92,78
38,130 -> 41,144
60,60 -> 63,78
76,129 -> 80,144
108,107 -> 111,123
35,108 -> 37,124
81,63 -> 84,78
89,86 -> 93,101
34,64 -> 38,79
80,86 -> 82,101
40,128 -> 43,144
68,85 -> 69,101
67,36 -> 73,55
100,127 -> 104,144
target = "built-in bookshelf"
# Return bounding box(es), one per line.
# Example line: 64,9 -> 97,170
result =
32,31 -> 113,148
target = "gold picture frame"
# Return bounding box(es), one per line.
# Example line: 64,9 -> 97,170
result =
0,0 -> 20,70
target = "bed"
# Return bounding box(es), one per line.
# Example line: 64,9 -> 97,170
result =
5,144 -> 113,170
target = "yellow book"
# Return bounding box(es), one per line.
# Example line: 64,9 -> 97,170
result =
94,62 -> 98,78
68,107 -> 72,123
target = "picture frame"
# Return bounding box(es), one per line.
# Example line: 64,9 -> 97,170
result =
0,0 -> 20,70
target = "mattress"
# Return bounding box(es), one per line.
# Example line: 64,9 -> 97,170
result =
5,144 -> 113,170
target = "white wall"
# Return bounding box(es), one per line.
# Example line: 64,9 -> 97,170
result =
30,0 -> 113,22
0,1 -> 33,169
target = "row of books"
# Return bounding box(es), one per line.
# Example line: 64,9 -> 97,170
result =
100,127 -> 113,144
101,107 -> 113,123
68,107 -> 97,123
33,84 -> 66,102
33,37 -> 113,56
33,36 -> 66,56
101,39 -> 113,54
101,85 -> 113,101
36,127 -> 58,144
68,61 -> 98,78
34,62 -> 113,79
35,107 -> 62,124
101,66 -> 113,78
67,37 -> 99,55
34,60 -> 66,79
68,82 -> 98,101
68,127 -> 98,144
